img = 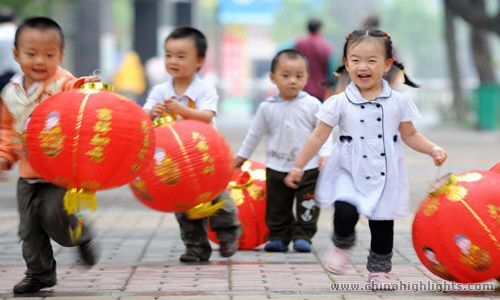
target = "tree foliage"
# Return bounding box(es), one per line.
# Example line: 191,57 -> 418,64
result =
271,0 -> 337,45
0,0 -> 54,19
381,0 -> 444,78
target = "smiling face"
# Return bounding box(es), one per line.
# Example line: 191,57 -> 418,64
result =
14,27 -> 63,89
344,38 -> 392,99
270,55 -> 308,101
164,37 -> 204,82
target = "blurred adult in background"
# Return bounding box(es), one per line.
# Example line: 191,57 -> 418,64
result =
295,18 -> 334,101
0,7 -> 19,91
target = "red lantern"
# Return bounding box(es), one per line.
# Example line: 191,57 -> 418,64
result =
25,86 -> 155,212
209,160 -> 269,250
412,163 -> 500,283
129,119 -> 234,213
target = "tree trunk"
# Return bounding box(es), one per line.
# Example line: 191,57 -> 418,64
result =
469,0 -> 496,83
444,2 -> 467,121
470,31 -> 496,83
74,0 -> 102,76
444,0 -> 500,35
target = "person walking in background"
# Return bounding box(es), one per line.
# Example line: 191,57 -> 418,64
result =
0,6 -> 20,91
143,26 -> 240,263
284,29 -> 447,289
295,18 -> 334,101
0,17 -> 99,294
235,49 -> 331,253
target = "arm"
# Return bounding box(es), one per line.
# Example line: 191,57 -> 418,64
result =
165,99 -> 215,123
399,121 -> 447,166
0,100 -> 19,180
315,101 -> 334,169
235,106 -> 267,168
284,121 -> 333,188
61,74 -> 100,91
318,132 -> 333,170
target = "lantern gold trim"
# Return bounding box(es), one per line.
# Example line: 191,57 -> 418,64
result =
80,82 -> 114,91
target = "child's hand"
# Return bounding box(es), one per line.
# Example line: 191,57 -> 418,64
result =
284,167 -> 303,189
429,146 -> 447,166
151,103 -> 166,119
164,98 -> 180,115
234,157 -> 246,169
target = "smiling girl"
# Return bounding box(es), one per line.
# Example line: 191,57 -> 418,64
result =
284,30 -> 447,289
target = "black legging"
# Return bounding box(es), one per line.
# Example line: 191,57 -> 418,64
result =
333,201 -> 393,255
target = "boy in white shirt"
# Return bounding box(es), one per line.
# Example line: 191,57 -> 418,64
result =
235,49 -> 330,253
143,27 -> 240,262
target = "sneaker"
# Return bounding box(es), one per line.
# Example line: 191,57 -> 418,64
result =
13,275 -> 56,294
219,240 -> 238,257
264,240 -> 288,252
322,244 -> 350,274
293,239 -> 311,252
78,240 -> 99,266
179,249 -> 209,263
368,272 -> 397,290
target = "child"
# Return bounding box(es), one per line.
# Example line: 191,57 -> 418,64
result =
235,49 -> 331,253
0,17 -> 99,294
284,29 -> 447,289
143,26 -> 240,263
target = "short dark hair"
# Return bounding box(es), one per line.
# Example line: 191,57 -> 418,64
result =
270,49 -> 309,73
307,18 -> 322,34
15,16 -> 64,49
165,26 -> 207,58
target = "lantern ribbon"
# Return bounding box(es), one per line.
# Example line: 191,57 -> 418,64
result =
186,200 -> 227,220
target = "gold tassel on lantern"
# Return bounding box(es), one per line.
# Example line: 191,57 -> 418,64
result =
63,188 -> 98,215
153,112 -> 176,127
186,200 -> 227,220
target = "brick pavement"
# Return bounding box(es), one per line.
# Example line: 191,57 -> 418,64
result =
0,116 -> 498,299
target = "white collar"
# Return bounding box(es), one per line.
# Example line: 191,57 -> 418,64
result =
168,74 -> 201,100
345,80 -> 392,104
11,73 -> 41,96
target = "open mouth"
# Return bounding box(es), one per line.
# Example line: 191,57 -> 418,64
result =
358,74 -> 371,79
